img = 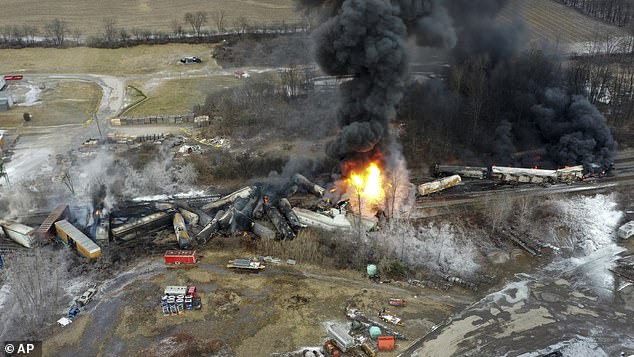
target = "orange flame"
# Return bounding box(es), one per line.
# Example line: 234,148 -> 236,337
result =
347,162 -> 385,204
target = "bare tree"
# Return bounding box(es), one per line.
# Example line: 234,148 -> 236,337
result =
171,20 -> 185,39
2,249 -> 68,339
62,170 -> 75,195
21,25 -> 38,44
184,11 -> 208,38
131,28 -> 143,42
212,10 -> 226,33
234,16 -> 250,35
44,18 -> 69,47
280,64 -> 306,98
102,17 -> 118,46
119,28 -> 130,44
72,28 -> 82,44
484,196 -> 513,234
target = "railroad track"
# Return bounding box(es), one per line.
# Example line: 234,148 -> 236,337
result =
411,151 -> 634,218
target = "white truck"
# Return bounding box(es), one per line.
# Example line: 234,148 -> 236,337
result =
76,284 -> 97,307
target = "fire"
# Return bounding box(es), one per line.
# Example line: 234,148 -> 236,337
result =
347,162 -> 385,204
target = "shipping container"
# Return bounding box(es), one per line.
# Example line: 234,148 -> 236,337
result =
36,204 -> 70,241
164,250 -> 198,265
55,220 -> 101,259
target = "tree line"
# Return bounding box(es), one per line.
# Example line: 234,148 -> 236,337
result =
558,0 -> 634,27
0,12 -> 309,49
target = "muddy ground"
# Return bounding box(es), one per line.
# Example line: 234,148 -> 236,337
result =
41,249 -> 475,357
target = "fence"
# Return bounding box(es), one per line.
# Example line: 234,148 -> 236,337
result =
111,113 -> 195,126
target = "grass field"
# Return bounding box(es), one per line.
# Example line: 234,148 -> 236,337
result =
0,0 -> 301,37
124,76 -> 241,116
0,44 -> 221,75
498,0 -> 629,44
0,80 -> 101,127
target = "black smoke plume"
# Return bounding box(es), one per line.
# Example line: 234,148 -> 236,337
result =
493,120 -> 516,165
304,0 -> 458,165
532,88 -> 618,171
313,0 -> 408,162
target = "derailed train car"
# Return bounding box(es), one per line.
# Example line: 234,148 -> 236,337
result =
55,219 -> 101,259
418,175 -> 462,196
432,163 -> 587,184
432,164 -> 488,179
490,165 -> 584,184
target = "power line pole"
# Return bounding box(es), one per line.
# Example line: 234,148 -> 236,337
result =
94,114 -> 102,139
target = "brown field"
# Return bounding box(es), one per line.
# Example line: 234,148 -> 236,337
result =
0,44 -> 220,75
41,250 -> 469,357
498,0 -> 629,44
0,80 -> 100,127
0,0 -> 301,37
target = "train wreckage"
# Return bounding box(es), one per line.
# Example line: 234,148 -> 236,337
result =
432,164 -> 589,183
0,173 -> 379,256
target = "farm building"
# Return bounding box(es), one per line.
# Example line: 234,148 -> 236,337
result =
54,219 -> 101,259
0,91 -> 12,112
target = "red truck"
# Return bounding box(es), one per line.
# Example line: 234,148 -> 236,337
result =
164,250 -> 198,265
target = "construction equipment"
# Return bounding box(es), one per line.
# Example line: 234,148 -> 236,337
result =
378,309 -> 403,326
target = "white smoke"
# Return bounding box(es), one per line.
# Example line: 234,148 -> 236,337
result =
372,220 -> 483,278
537,194 -> 623,253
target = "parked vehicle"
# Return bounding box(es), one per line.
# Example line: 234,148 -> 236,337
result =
76,285 -> 97,307
388,298 -> 406,307
180,56 -> 202,64
161,285 -> 201,315
68,307 -> 81,319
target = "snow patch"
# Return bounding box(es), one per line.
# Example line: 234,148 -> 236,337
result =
517,335 -> 607,357
17,85 -> 41,107
488,280 -> 530,305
